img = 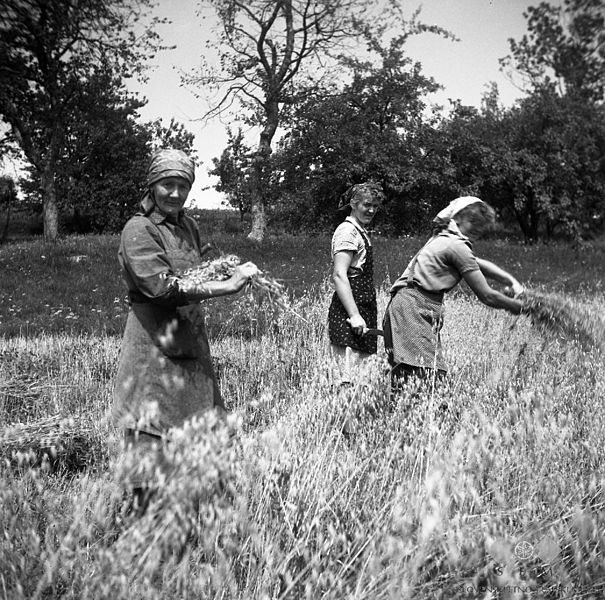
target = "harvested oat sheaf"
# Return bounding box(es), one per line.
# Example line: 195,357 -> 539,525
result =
0,414 -> 104,471
174,254 -> 290,310
522,289 -> 605,351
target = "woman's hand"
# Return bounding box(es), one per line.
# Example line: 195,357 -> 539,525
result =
182,261 -> 259,301
230,261 -> 259,292
504,280 -> 525,298
347,314 -> 367,336
510,280 -> 525,298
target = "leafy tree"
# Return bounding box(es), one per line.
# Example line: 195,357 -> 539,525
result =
496,91 -> 605,240
58,115 -> 196,233
0,0 -> 164,240
19,66 -> 196,234
146,118 -> 197,157
491,0 -> 605,239
438,87 -> 605,241
49,65 -> 149,233
264,32 -> 447,233
191,0 -> 448,242
208,128 -> 253,219
429,90 -> 508,208
500,0 -> 605,102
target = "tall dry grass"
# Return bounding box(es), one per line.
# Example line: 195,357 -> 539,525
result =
1,282 -> 605,599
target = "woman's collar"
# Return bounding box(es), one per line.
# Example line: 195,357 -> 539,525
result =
148,207 -> 184,225
447,219 -> 471,242
346,215 -> 368,234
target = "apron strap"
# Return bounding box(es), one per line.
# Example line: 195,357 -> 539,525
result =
406,233 -> 437,285
347,218 -> 371,249
345,218 -> 372,273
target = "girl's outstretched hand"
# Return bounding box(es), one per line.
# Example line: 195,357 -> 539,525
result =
511,280 -> 525,298
505,281 -> 525,298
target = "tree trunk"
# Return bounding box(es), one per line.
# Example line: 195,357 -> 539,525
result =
41,162 -> 59,241
247,99 -> 279,244
247,197 -> 267,243
247,152 -> 267,243
526,190 -> 540,242
511,189 -> 541,243
247,146 -> 272,243
511,197 -> 531,241
0,201 -> 11,245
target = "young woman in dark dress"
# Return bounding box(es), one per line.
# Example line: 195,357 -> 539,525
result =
328,182 -> 385,385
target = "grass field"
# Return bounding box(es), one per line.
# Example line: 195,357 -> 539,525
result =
1,226 -> 605,599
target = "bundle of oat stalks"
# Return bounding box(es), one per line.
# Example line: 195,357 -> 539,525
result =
0,415 -> 103,471
175,254 -> 291,311
522,289 -> 605,351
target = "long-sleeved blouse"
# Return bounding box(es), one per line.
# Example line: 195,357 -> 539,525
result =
113,209 -> 223,437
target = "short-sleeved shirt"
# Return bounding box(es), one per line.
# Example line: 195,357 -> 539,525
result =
331,216 -> 371,278
391,221 -> 480,294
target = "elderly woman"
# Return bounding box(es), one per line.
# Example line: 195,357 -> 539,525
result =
383,196 -> 524,389
113,148 -> 257,514
328,182 -> 385,383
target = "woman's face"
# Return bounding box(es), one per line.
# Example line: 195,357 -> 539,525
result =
459,215 -> 490,239
350,190 -> 381,226
152,176 -> 191,217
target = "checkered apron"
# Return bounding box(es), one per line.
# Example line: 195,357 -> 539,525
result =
328,230 -> 377,354
383,242 -> 446,371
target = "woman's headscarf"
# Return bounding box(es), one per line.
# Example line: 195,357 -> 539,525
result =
432,196 -> 483,230
141,148 -> 196,214
337,181 -> 385,210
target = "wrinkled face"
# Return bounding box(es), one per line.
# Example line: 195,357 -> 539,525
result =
350,190 -> 381,226
152,176 -> 191,217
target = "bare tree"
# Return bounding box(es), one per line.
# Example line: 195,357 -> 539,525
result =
189,0 -> 423,242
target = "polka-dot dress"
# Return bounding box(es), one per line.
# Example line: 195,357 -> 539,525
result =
328,231 -> 377,354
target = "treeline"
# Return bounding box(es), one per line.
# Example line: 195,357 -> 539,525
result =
212,1 -> 605,241
0,0 -> 196,240
1,0 -> 604,242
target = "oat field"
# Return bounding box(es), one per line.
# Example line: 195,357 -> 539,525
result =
1,232 -> 604,599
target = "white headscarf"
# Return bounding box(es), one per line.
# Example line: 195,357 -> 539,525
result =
433,196 -> 483,228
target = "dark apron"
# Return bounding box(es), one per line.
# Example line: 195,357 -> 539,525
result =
113,228 -> 223,438
328,230 -> 377,354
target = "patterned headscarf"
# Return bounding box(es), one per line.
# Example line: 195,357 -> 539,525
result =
141,149 -> 196,213
432,196 -> 483,229
337,181 -> 385,210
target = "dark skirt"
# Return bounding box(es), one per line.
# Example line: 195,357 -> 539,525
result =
328,293 -> 377,354
383,286 -> 446,371
112,302 -> 223,437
